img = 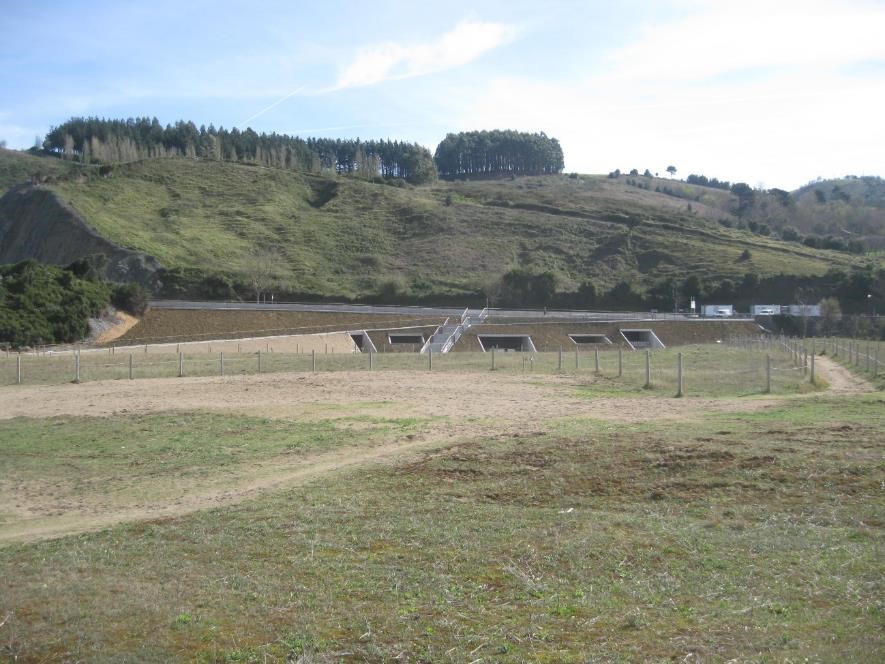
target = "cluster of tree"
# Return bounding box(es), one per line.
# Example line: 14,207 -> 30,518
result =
434,130 -> 564,178
608,168 -> 653,178
41,117 -> 437,183
0,258 -> 150,348
483,264 -> 883,322
686,174 -> 732,190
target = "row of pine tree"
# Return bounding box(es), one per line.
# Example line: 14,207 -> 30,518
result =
42,118 -> 564,183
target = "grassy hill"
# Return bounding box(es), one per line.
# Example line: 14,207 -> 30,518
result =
0,147 -> 85,190
0,152 -> 879,304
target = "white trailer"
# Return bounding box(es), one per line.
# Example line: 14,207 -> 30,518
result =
751,304 -> 781,316
702,304 -> 734,317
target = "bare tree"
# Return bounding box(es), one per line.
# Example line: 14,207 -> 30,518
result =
247,250 -> 279,303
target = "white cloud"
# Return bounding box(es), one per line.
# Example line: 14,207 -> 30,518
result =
605,0 -> 885,82
335,20 -> 515,90
442,0 -> 885,190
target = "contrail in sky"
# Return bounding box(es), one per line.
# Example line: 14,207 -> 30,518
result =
240,85 -> 305,126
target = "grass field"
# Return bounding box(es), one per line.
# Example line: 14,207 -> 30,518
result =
0,374 -> 881,661
1,345 -> 813,398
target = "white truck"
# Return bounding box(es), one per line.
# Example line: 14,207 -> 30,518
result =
702,304 -> 734,317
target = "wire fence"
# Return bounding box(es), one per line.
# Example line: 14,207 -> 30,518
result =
0,341 -> 813,397
795,336 -> 883,380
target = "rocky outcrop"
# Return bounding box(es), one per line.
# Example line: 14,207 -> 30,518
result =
0,184 -> 161,286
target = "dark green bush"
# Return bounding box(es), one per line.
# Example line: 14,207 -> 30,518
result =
0,260 -> 111,348
111,282 -> 149,315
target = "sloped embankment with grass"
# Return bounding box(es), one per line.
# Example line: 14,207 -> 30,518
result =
1,154 -> 861,299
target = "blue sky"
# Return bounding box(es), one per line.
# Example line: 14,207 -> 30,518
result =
1,0 -> 883,189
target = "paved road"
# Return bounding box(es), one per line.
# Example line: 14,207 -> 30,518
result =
149,299 -> 751,322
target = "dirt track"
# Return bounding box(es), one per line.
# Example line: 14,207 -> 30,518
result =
0,359 -> 874,545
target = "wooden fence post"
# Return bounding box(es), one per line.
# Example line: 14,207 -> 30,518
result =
644,350 -> 651,388
676,352 -> 683,397
220,351 -> 225,376
618,347 -> 623,377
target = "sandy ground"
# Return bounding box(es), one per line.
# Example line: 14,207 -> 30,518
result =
0,358 -> 874,545
41,330 -> 358,357
93,312 -> 141,344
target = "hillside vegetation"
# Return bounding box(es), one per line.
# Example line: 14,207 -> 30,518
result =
22,158 -> 865,299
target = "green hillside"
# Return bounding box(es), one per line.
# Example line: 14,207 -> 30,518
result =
1,149 -> 881,309
0,147 -> 84,190
39,159 -> 860,296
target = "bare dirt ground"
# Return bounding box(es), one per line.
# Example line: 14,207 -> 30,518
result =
0,359 -> 873,545
814,355 -> 876,393
92,312 -> 140,344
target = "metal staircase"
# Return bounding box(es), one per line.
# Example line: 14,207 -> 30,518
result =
420,307 -> 488,354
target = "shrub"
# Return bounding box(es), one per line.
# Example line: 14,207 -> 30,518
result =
111,282 -> 149,316
0,260 -> 111,347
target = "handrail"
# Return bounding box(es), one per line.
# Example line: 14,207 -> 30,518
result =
441,324 -> 464,353
419,317 -> 449,354
460,307 -> 469,325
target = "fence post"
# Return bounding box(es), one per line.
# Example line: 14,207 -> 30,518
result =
220,351 -> 225,376
16,355 -> 21,384
575,346 -> 579,370
312,349 -> 316,372
618,347 -> 623,377
766,354 -> 771,393
258,350 -> 262,374
178,352 -> 183,377
368,348 -> 373,371
644,350 -> 651,388
429,347 -> 433,371
129,353 -> 133,380
676,352 -> 683,397
75,349 -> 81,383
558,345 -> 562,371
595,347 -> 600,373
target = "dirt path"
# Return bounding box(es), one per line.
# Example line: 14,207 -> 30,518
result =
814,355 -> 876,393
0,359 -> 874,545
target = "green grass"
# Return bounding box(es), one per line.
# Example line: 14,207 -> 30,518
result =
0,412 -> 427,531
1,345 -> 813,397
0,148 -> 85,191
1,394 -> 881,661
38,158 -> 860,299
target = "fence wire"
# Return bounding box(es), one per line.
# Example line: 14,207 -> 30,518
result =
0,340 -> 816,398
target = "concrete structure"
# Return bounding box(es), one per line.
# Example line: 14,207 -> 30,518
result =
619,329 -> 666,349
476,334 -> 537,352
